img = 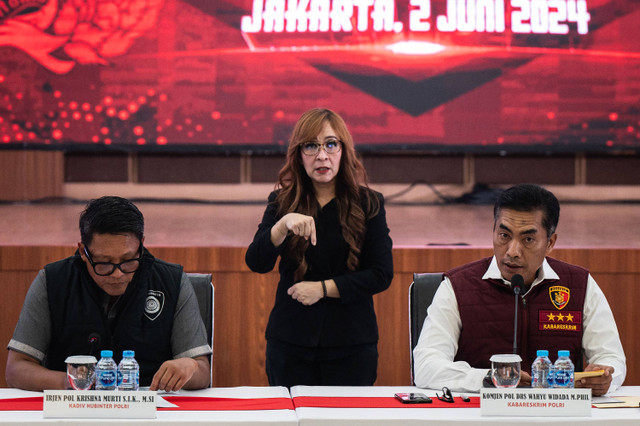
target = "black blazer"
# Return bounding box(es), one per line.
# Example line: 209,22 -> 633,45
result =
245,189 -> 394,348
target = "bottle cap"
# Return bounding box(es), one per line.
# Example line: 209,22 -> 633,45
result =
123,350 -> 135,357
536,350 -> 549,357
558,350 -> 570,357
100,350 -> 113,358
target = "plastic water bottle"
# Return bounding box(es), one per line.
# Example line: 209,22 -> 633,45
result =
553,350 -> 574,388
531,350 -> 553,388
95,350 -> 118,390
117,350 -> 139,391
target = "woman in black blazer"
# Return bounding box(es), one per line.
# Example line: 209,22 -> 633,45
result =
246,108 -> 393,387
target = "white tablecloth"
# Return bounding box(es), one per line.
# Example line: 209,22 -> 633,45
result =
290,385 -> 640,426
0,387 -> 298,425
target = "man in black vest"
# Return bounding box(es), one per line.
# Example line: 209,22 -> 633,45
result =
6,196 -> 212,391
413,184 -> 626,396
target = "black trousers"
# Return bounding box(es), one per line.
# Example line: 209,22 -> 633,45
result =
265,339 -> 378,387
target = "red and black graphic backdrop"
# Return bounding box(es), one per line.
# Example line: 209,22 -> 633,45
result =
0,0 -> 638,152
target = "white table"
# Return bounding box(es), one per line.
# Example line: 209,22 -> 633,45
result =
291,385 -> 640,425
0,387 -> 298,425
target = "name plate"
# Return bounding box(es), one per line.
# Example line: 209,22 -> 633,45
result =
481,388 -> 591,417
43,390 -> 157,419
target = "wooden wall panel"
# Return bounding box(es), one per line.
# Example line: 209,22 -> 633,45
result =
375,271 -> 414,385
0,151 -> 64,201
0,271 -> 41,388
588,272 -> 640,387
211,271 -> 277,387
1,246 -> 638,389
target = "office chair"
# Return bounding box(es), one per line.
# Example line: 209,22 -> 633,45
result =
409,272 -> 442,385
186,272 -> 214,387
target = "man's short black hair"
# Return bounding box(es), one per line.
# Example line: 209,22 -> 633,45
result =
79,196 -> 144,246
493,184 -> 560,238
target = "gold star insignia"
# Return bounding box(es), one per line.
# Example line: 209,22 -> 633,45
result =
547,312 -> 556,321
566,313 -> 574,322
557,313 -> 565,321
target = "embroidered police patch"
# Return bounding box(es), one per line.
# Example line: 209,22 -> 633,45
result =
549,285 -> 570,310
539,310 -> 582,332
144,290 -> 165,321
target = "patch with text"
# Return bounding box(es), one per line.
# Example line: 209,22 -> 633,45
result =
539,310 -> 582,332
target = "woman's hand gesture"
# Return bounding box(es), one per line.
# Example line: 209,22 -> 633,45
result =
271,213 -> 317,247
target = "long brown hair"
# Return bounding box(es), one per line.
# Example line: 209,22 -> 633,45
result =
275,108 -> 379,281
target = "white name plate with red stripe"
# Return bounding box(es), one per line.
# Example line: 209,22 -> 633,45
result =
481,388 -> 591,416
43,390 -> 157,419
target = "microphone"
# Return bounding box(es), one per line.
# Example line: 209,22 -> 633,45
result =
511,274 -> 524,355
88,333 -> 101,357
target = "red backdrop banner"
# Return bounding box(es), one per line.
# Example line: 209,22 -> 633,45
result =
0,0 -> 638,151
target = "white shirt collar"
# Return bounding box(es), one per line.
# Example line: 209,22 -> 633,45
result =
482,256 -> 560,289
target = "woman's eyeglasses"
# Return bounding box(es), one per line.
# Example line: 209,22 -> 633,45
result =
300,138 -> 342,156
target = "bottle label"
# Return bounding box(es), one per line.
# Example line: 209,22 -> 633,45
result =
554,370 -> 574,387
117,369 -> 139,389
97,370 -> 117,386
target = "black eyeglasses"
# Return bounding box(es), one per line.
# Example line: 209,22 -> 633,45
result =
300,138 -> 342,156
83,245 -> 142,276
436,387 -> 454,403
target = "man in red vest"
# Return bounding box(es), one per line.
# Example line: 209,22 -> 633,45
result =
413,184 -> 626,396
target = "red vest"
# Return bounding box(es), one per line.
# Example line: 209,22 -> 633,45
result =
446,257 -> 587,372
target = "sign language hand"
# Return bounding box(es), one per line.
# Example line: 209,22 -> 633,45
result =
279,213 -> 317,245
287,281 -> 323,305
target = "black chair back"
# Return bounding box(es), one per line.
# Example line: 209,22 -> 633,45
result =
186,272 -> 214,386
409,272 -> 442,384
